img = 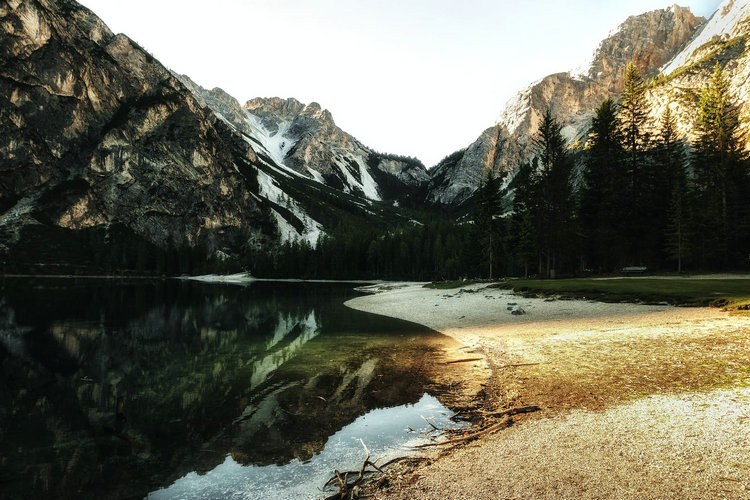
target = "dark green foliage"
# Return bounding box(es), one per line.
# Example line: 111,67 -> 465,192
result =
474,170 -> 504,279
618,62 -> 655,265
511,108 -> 576,278
577,61 -> 749,275
580,98 -> 627,271
248,219 -> 478,281
692,63 -> 749,269
1,223 -> 230,277
659,106 -> 692,272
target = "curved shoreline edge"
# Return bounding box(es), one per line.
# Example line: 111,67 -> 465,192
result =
344,282 -> 750,499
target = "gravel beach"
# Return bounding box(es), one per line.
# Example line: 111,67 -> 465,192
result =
345,282 -> 750,499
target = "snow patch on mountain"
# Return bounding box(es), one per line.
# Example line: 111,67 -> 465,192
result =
244,112 -> 295,170
358,161 -> 381,200
257,170 -> 323,247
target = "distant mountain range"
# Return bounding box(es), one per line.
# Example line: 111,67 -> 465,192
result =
1,0 -> 749,273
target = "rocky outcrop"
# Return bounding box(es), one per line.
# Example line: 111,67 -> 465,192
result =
429,5 -> 705,206
0,0 -> 273,271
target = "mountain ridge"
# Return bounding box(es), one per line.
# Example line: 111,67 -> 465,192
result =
428,4 -> 709,206
0,0 -> 426,273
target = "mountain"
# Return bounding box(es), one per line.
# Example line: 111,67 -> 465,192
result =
4,0 -> 749,275
175,76 -> 430,205
428,5 -> 706,206
0,0 -> 427,273
0,0 -> 274,272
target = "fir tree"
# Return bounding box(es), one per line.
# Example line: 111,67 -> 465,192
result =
692,62 -> 748,268
510,160 -> 538,277
617,61 -> 651,264
658,105 -> 691,271
531,108 -> 574,278
619,62 -> 650,158
581,98 -> 625,271
475,169 -> 502,279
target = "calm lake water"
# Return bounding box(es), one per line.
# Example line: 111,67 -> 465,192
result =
0,278 -> 461,499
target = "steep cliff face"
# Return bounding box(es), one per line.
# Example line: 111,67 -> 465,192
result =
0,0 -> 272,271
429,5 -> 705,206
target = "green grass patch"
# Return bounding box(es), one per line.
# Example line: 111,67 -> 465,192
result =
492,278 -> 750,308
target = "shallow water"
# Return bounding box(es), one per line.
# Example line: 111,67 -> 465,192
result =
0,278 -> 459,499
150,393 -> 456,500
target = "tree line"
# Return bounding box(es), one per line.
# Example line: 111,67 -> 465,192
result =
500,61 -> 749,278
258,61 -> 749,280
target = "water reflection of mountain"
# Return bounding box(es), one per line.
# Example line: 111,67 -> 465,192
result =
0,280 -> 443,500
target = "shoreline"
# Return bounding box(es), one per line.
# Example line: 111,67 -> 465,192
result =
344,282 -> 750,498
0,273 -> 383,285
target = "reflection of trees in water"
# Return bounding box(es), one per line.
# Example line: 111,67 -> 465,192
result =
0,282 -> 326,499
0,282 -> 438,500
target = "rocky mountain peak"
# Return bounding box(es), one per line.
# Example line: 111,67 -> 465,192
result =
430,4 -> 706,206
245,97 -> 305,119
240,96 -> 428,201
581,5 -> 703,86
497,4 -> 704,140
645,0 -> 750,150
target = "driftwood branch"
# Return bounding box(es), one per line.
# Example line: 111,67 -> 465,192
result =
443,357 -> 483,364
496,362 -> 540,369
325,440 -> 397,499
414,418 -> 512,448
421,415 -> 439,432
412,405 -> 541,450
481,405 -> 541,418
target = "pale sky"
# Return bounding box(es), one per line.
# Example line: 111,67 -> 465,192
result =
78,0 -> 720,167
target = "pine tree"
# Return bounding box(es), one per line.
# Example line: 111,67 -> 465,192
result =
475,169 -> 502,279
532,108 -> 574,278
581,98 -> 625,271
619,62 -> 650,158
659,106 -> 691,271
617,61 -> 651,264
692,62 -> 748,268
510,160 -> 538,277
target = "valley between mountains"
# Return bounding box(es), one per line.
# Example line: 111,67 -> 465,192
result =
2,0 -> 749,278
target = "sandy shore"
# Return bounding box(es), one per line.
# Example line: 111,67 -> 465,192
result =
345,282 -> 750,498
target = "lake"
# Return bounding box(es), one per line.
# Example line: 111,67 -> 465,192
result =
0,278 -> 464,499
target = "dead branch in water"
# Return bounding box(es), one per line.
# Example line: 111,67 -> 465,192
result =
496,362 -> 540,369
324,440 -> 393,499
421,415 -> 440,432
414,417 -> 512,448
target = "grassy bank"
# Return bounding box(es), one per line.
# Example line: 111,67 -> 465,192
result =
490,277 -> 750,310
